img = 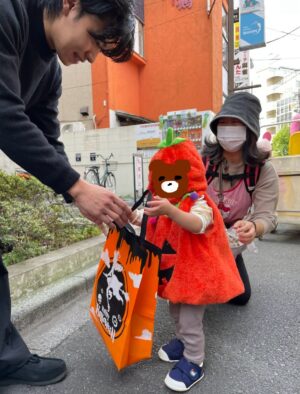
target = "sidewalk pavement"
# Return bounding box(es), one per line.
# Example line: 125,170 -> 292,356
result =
6,225 -> 300,394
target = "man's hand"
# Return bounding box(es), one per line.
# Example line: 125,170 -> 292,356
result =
144,196 -> 173,217
233,220 -> 256,244
68,179 -> 131,229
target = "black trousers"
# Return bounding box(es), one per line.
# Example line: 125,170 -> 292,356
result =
0,257 -> 31,378
228,254 -> 251,306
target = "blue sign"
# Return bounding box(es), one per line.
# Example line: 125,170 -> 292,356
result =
240,12 -> 265,50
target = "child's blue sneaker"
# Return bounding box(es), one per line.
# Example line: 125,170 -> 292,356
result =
158,338 -> 184,362
164,357 -> 204,392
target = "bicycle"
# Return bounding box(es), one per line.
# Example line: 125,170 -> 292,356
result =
84,153 -> 117,193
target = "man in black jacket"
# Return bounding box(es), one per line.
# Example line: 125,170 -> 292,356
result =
0,0 -> 134,387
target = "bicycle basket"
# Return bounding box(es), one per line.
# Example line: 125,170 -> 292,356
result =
103,161 -> 118,171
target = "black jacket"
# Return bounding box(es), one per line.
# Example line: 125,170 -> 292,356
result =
0,0 -> 80,194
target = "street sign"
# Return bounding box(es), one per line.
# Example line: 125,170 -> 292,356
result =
133,154 -> 144,203
234,17 -> 250,88
239,0 -> 265,50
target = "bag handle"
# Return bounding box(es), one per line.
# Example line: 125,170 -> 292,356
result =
131,190 -> 151,240
131,190 -> 149,212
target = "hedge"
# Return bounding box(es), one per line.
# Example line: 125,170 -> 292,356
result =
0,171 -> 100,266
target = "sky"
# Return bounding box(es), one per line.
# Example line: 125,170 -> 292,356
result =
245,0 -> 300,73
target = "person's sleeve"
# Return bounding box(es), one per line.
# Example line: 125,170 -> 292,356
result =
0,2 -> 79,194
25,62 -> 77,202
245,161 -> 279,234
190,196 -> 214,234
26,62 -> 69,162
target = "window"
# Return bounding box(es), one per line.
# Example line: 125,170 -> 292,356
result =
134,0 -> 144,23
134,18 -> 144,57
222,66 -> 228,97
75,153 -> 81,162
90,152 -> 96,162
222,6 -> 228,97
133,0 -> 144,58
222,6 -> 228,40
222,6 -> 228,70
222,37 -> 228,70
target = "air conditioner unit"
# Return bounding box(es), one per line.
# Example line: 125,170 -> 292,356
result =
61,122 -> 86,133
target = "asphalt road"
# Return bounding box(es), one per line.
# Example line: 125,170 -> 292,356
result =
3,225 -> 300,394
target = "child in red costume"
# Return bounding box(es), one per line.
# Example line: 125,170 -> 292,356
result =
132,128 -> 244,392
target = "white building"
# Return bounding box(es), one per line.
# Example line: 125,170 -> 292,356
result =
256,67 -> 300,134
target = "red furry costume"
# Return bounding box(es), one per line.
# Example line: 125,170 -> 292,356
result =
146,133 -> 244,305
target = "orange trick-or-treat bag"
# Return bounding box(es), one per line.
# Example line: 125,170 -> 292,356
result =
90,225 -> 161,370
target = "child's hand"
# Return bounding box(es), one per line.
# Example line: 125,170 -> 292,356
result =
233,220 -> 256,244
144,196 -> 173,217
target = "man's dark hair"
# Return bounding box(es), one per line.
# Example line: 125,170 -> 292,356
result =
202,128 -> 269,166
41,0 -> 135,62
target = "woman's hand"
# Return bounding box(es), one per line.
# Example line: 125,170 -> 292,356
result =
233,220 -> 256,244
144,196 -> 173,217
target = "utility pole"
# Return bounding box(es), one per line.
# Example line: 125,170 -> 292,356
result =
227,0 -> 261,95
227,0 -> 235,95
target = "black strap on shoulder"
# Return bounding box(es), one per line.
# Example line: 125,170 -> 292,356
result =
204,157 -> 264,197
244,163 -> 264,198
203,156 -> 219,185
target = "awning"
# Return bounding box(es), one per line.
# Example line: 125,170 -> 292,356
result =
115,111 -> 154,125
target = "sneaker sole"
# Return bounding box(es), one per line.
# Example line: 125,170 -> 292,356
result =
164,372 -> 204,392
158,348 -> 180,363
0,370 -> 67,387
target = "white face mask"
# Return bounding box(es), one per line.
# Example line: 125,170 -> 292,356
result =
217,125 -> 247,152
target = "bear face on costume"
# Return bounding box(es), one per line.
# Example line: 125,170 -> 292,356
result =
149,159 -> 191,199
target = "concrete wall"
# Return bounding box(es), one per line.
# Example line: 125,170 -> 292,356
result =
0,126 -> 151,198
60,126 -> 151,198
0,152 -> 17,174
58,61 -> 94,127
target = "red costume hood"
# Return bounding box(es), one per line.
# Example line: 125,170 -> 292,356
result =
148,138 -> 207,199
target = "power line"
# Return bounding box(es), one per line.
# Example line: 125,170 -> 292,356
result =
266,25 -> 300,44
267,27 -> 300,38
253,57 -> 300,61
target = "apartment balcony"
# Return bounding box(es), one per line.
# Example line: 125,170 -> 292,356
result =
266,109 -> 276,119
266,68 -> 285,85
267,75 -> 284,86
268,126 -> 277,134
266,101 -> 277,113
266,91 -> 282,102
265,114 -> 277,125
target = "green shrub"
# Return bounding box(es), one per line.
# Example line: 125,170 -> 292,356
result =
272,125 -> 290,156
0,172 -> 100,266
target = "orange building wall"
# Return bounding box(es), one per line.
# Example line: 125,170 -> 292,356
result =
106,54 -> 143,116
92,53 -> 145,126
92,0 -> 225,126
141,0 -> 224,119
91,56 -> 109,128
211,1 -> 226,112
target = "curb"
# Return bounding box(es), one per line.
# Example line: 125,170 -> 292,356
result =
8,235 -> 105,302
10,235 -> 106,332
12,263 -> 98,332
11,226 -> 140,332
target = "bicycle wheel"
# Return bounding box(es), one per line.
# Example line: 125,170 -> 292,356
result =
104,172 -> 116,193
84,169 -> 100,185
